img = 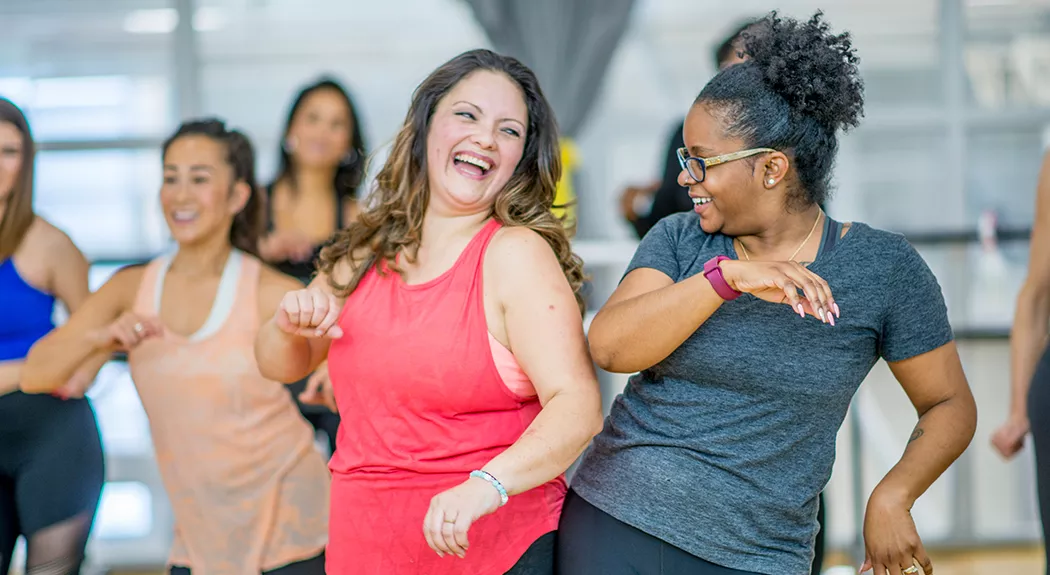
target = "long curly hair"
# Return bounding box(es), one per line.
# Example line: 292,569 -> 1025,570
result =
318,49 -> 585,314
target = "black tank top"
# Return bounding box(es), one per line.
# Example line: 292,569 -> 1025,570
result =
265,183 -> 346,284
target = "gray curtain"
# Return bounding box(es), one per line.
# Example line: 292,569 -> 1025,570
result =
464,0 -> 636,138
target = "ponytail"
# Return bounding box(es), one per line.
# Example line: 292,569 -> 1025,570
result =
162,119 -> 266,257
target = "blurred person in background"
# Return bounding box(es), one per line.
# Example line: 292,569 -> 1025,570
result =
258,77 -> 369,457
992,148 -> 1050,572
618,19 -> 756,239
561,12 -> 976,575
22,119 -> 330,575
254,49 -> 603,575
0,97 -> 104,575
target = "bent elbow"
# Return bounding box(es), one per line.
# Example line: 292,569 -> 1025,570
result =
588,340 -> 616,373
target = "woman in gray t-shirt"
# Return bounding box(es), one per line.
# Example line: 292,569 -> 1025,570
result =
558,11 -> 978,575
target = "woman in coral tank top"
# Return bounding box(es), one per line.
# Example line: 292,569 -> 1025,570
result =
255,49 -> 604,575
23,120 -> 330,575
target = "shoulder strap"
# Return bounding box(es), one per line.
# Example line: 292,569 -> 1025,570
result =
815,215 -> 843,260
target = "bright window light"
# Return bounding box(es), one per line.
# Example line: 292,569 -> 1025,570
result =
0,77 -> 33,107
32,76 -> 131,109
194,7 -> 228,32
92,482 -> 154,540
123,8 -> 179,35
124,7 -> 228,34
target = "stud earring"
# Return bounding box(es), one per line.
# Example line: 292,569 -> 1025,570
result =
767,179 -> 775,185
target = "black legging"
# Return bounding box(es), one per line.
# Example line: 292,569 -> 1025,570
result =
506,531 -> 555,575
556,489 -> 824,575
813,492 -> 825,575
1027,344 -> 1050,572
0,394 -> 104,575
557,489 -> 762,575
170,552 -> 326,575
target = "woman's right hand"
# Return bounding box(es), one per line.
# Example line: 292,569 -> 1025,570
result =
88,312 -> 164,351
275,288 -> 344,339
992,415 -> 1030,459
260,231 -> 315,263
719,259 -> 839,324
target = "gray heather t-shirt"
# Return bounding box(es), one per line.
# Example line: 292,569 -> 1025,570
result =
571,212 -> 954,575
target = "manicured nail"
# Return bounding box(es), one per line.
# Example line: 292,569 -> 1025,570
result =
828,313 -> 835,327
833,303 -> 841,317
818,308 -> 826,322
797,304 -> 805,318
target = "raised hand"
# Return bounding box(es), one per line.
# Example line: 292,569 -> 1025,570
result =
719,259 -> 839,324
275,288 -> 344,339
89,312 -> 165,352
299,360 -> 337,412
991,415 -> 1030,459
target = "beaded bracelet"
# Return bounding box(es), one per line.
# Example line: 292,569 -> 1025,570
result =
470,469 -> 509,507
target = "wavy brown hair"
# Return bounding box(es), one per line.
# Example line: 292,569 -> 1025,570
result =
318,49 -> 585,314
0,98 -> 35,262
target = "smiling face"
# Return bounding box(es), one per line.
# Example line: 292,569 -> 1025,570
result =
0,121 -> 24,204
161,135 -> 249,249
286,86 -> 354,170
679,103 -> 786,236
424,70 -> 528,216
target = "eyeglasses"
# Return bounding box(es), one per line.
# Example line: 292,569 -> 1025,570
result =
676,147 -> 776,183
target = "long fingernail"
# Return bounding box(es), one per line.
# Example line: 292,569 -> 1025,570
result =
818,308 -> 826,322
833,302 -> 841,317
797,304 -> 804,318
828,313 -> 835,327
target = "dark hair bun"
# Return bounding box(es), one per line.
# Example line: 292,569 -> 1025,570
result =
743,11 -> 864,132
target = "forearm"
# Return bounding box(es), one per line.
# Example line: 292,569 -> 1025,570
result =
873,393 -> 978,506
254,319 -> 318,383
21,333 -> 112,394
1009,285 -> 1050,418
480,389 -> 603,497
589,273 -> 722,373
0,361 -> 23,396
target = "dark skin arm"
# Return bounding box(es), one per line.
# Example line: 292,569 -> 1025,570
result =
861,341 -> 977,575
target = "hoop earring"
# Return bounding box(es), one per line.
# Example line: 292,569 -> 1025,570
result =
339,148 -> 359,167
282,136 -> 298,154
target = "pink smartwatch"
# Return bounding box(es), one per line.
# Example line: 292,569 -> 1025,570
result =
703,255 -> 741,301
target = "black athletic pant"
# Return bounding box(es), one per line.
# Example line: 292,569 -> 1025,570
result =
169,534 -> 555,575
0,393 -> 104,575
556,489 -> 761,575
170,552 -> 326,575
813,492 -> 825,575
1028,345 -> 1050,573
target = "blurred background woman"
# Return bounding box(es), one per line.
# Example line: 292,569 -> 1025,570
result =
259,77 -> 368,455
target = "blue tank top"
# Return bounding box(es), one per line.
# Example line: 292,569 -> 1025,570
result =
0,258 -> 56,362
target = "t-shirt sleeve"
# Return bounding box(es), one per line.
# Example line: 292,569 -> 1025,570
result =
622,214 -> 684,282
878,237 -> 955,362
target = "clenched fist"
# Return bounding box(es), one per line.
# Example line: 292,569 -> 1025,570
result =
275,288 -> 344,339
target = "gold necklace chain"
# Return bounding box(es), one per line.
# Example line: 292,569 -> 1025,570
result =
738,208 -> 823,262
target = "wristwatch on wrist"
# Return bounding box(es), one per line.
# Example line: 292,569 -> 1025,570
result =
703,255 -> 742,301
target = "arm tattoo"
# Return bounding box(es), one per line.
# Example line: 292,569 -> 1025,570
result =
908,427 -> 925,443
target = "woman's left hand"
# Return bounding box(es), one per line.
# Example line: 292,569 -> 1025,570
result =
861,489 -> 933,575
422,475 -> 503,559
